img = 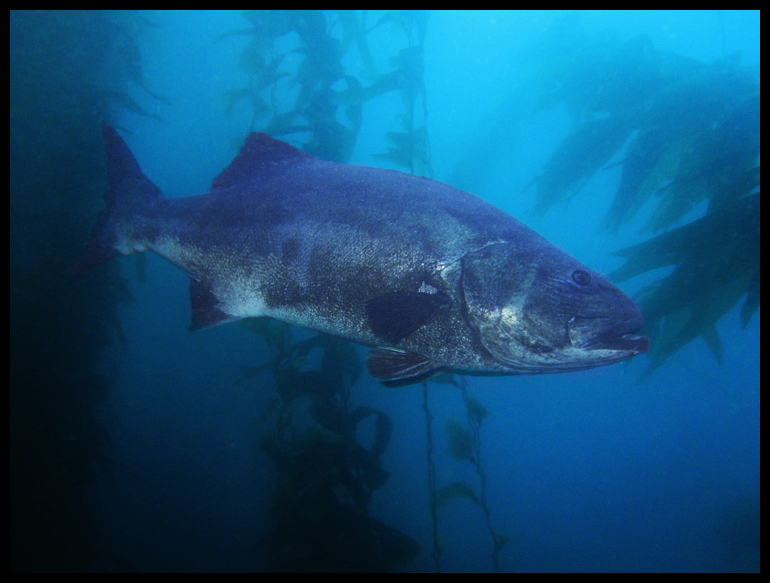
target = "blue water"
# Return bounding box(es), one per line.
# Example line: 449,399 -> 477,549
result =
87,11 -> 758,572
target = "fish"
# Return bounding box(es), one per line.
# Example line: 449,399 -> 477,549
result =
69,123 -> 649,383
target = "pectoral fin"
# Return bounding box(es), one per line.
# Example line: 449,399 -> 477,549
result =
365,290 -> 451,344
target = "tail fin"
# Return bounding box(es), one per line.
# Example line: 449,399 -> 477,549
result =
67,122 -> 163,275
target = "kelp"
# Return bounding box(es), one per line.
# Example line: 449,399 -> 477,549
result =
240,321 -> 417,571
612,190 -> 759,378
435,480 -> 479,508
517,16 -> 760,376
221,10 -> 431,173
424,379 -> 506,572
531,114 -> 636,216
224,14 -> 436,567
11,10 -> 153,572
445,418 -> 474,462
525,21 -> 759,231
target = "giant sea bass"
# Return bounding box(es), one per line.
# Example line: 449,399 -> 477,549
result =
70,124 -> 649,383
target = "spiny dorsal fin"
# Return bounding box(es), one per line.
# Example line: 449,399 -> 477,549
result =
211,133 -> 314,191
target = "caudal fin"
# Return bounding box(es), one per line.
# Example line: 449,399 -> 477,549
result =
67,122 -> 163,275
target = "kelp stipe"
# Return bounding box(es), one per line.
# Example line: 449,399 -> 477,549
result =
239,321 -> 419,571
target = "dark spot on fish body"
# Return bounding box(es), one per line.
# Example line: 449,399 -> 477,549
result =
129,216 -> 161,248
263,280 -> 305,311
281,238 -> 300,263
257,245 -> 347,317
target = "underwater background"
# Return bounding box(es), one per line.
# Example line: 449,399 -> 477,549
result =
10,10 -> 759,572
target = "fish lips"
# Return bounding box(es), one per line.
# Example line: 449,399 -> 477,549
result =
567,315 -> 650,355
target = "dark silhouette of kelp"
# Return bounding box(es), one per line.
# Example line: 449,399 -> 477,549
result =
223,12 -> 437,570
10,10 -> 154,572
423,377 -> 507,572
237,320 -> 419,571
600,59 -> 759,235
611,190 -> 759,379
445,418 -> 474,461
530,113 -> 636,215
516,16 -> 760,375
221,10 -> 431,173
522,18 -> 759,231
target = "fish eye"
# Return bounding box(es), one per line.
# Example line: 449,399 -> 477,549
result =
572,270 -> 591,286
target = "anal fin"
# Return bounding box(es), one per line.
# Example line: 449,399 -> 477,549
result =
189,277 -> 238,330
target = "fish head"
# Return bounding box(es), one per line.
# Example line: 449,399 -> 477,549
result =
460,241 -> 649,373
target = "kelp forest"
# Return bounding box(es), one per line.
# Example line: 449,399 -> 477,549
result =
10,11 -> 759,572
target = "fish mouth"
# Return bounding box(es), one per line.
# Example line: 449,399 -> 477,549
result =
585,331 -> 650,354
567,316 -> 650,355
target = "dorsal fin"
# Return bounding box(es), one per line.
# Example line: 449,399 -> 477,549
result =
102,121 -> 162,209
211,133 -> 314,191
